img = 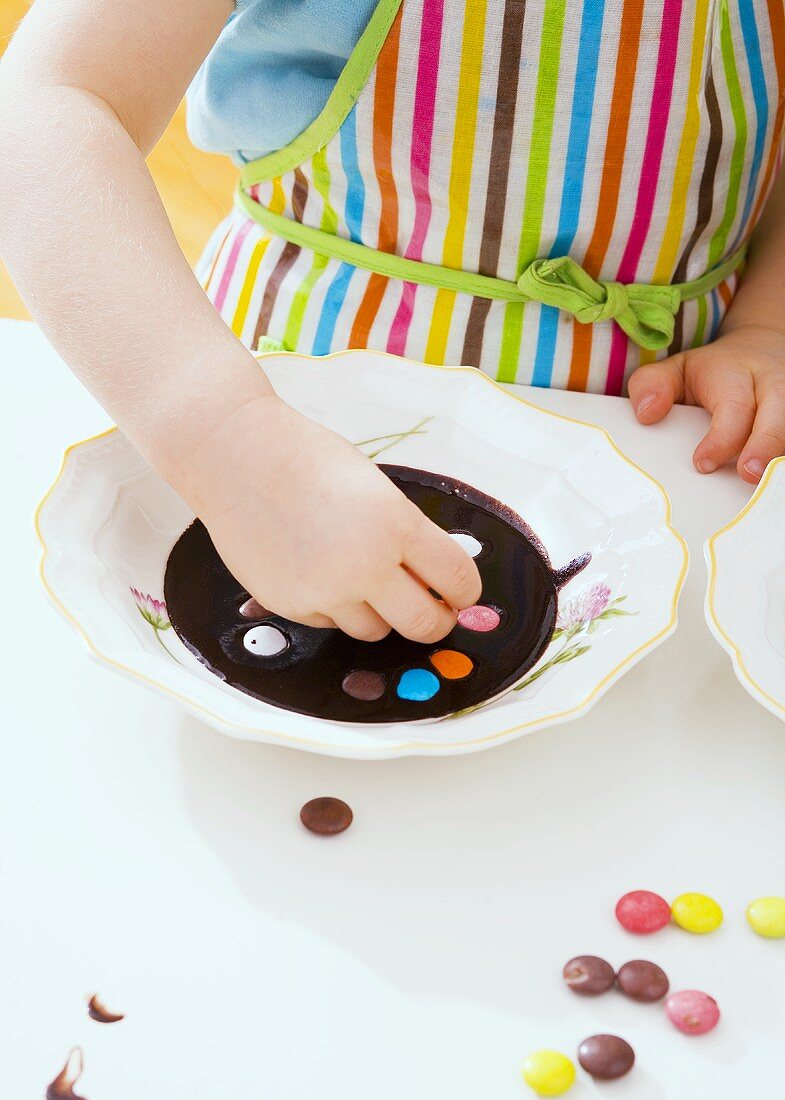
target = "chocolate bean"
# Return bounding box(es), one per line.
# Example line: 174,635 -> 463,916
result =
300,797 -> 353,836
578,1034 -> 635,1080
563,955 -> 616,996
342,670 -> 386,701
238,597 -> 269,619
617,959 -> 670,1002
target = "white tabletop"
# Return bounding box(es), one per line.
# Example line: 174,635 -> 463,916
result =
2,317 -> 783,1100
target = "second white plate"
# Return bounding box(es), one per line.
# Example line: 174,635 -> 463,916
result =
705,456 -> 785,723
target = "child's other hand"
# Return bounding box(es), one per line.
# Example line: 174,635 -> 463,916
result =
628,324 -> 785,484
179,395 -> 482,643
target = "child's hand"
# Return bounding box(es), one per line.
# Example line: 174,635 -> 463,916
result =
179,395 -> 483,643
628,324 -> 785,484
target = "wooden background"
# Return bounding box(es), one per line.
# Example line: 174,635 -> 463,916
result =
0,1 -> 236,319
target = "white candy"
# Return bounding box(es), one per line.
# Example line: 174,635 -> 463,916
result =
243,624 -> 288,657
449,531 -> 483,557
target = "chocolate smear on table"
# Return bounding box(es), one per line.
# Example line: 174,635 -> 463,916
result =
88,993 -> 125,1024
47,1049 -> 87,1100
165,464 -> 590,722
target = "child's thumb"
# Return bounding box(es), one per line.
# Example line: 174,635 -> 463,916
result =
627,354 -> 687,424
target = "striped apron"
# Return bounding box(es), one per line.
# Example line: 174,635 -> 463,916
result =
198,0 -> 785,395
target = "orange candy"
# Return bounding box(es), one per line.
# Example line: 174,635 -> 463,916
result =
430,649 -> 474,679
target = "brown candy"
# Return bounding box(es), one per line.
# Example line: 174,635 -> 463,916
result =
563,955 -> 616,996
578,1034 -> 635,1080
342,670 -> 386,701
300,797 -> 353,836
617,959 -> 670,1002
238,597 -> 270,619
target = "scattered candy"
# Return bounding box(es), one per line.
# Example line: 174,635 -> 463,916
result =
562,955 -> 616,996
746,896 -> 785,938
616,959 -> 670,1003
671,893 -> 723,934
615,890 -> 671,934
300,798 -> 353,836
577,1034 -> 635,1080
665,990 -> 720,1035
522,1050 -> 575,1096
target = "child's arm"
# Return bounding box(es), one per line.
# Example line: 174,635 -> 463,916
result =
0,0 -> 480,641
629,168 -> 785,484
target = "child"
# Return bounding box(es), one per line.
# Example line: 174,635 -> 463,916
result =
1,0 -> 784,645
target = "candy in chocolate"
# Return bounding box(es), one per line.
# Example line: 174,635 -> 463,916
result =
300,797 -> 353,835
578,1034 -> 635,1079
342,670 -> 386,701
563,955 -> 616,996
164,465 -> 590,723
616,959 -> 670,1002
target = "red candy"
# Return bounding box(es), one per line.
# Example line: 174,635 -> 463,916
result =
615,891 -> 671,934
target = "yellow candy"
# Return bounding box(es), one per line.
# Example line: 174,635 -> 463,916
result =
747,897 -> 785,938
671,892 -> 723,934
522,1050 -> 576,1096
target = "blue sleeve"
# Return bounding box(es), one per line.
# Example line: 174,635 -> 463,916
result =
187,0 -> 380,163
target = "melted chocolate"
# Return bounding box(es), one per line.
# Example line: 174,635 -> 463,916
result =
164,465 -> 590,722
47,1049 -> 87,1100
88,994 -> 124,1024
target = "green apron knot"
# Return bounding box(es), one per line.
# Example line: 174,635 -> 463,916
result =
517,257 -> 682,351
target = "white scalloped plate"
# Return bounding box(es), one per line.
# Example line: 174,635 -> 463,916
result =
36,351 -> 688,758
705,457 -> 785,723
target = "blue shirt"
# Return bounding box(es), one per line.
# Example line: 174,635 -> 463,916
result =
187,0 -> 378,164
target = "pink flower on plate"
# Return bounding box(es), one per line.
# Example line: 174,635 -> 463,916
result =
130,587 -> 170,631
556,581 -> 612,631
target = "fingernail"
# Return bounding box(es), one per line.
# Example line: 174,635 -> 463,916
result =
636,394 -> 658,417
696,459 -> 717,474
743,458 -> 765,481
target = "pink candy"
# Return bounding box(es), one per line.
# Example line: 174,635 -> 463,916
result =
615,891 -> 672,934
457,605 -> 501,632
665,990 -> 720,1035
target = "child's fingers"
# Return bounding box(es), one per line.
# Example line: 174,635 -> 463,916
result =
692,378 -> 756,474
403,519 -> 482,610
371,567 -> 458,644
286,610 -> 337,630
331,602 -> 392,642
627,355 -> 687,424
737,372 -> 785,483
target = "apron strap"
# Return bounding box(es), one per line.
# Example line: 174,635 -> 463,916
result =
236,186 -> 747,353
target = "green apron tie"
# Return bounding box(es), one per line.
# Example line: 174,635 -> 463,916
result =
235,186 -> 747,352
516,257 -> 682,351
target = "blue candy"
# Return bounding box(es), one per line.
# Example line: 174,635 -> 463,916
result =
397,668 -> 440,702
